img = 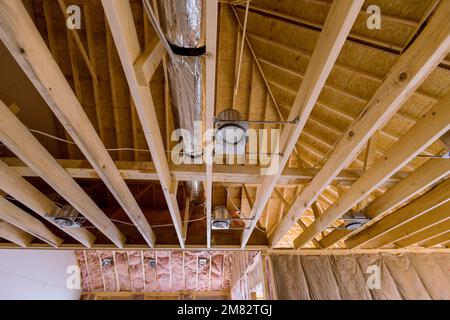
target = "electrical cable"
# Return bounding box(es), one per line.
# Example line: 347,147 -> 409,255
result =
221,181 -> 266,233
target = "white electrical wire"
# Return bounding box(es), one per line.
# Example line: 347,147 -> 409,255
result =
221,181 -> 266,233
111,216 -> 206,228
27,128 -> 268,233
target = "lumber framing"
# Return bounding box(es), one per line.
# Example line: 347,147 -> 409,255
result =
420,231 -> 450,248
369,201 -> 450,248
269,1 -> 450,248
319,158 -> 450,248
0,219 -> 34,248
0,157 -> 407,186
293,93 -> 450,248
345,179 -> 450,249
0,1 -> 159,247
205,0 -> 219,248
133,37 -> 165,86
0,243 -> 448,255
0,99 -> 124,247
0,160 -> 96,247
241,0 -> 364,248
0,196 -> 62,247
101,0 -> 183,247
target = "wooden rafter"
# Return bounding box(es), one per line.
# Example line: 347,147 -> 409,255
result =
320,158 -> 450,248
0,195 -> 62,247
0,160 -> 96,247
205,0 -> 219,248
241,0 -> 364,248
0,99 -> 124,247
345,179 -> 450,249
101,0 -> 183,247
370,201 -> 450,248
270,2 -> 450,248
1,157 -> 407,186
0,1 -> 158,247
293,88 -> 450,248
0,219 -> 34,248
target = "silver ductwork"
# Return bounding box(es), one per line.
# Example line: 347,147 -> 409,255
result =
157,0 -> 205,205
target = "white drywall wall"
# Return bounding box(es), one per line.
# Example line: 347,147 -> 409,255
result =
0,250 -> 81,300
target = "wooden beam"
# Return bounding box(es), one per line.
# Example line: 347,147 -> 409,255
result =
0,100 -> 124,247
241,0 -> 364,248
57,0 -> 99,86
270,2 -> 450,248
1,157 -> 407,186
0,160 -> 96,247
83,4 -> 105,141
421,231 -> 450,248
205,0 -> 219,248
293,95 -> 450,248
41,1 -> 75,159
368,201 -> 450,248
101,0 -> 183,247
0,219 -> 34,247
273,188 -> 322,249
345,179 -> 450,249
182,198 -> 190,242
105,24 -> 128,161
0,0 -> 158,247
134,37 -> 165,86
320,158 -> 450,248
0,196 -> 62,247
242,184 -> 254,208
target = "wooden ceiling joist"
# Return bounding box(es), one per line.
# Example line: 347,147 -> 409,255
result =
269,1 -> 450,248
293,92 -> 450,248
0,157 -> 407,187
319,158 -> 450,248
0,160 -> 96,247
0,99 -> 124,247
345,179 -> 450,249
240,0 -> 364,248
0,1 -> 158,247
205,0 -> 219,248
101,0 -> 183,247
420,231 -> 450,248
0,196 -> 62,247
0,219 -> 34,248
367,201 -> 450,249
395,220 -> 449,248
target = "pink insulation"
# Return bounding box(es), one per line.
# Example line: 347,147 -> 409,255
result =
128,251 -> 145,292
76,250 -> 232,293
98,251 -> 117,292
75,251 -> 91,292
170,251 -> 184,292
143,251 -> 157,291
184,251 -> 198,291
156,251 -> 171,291
115,252 -> 131,291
